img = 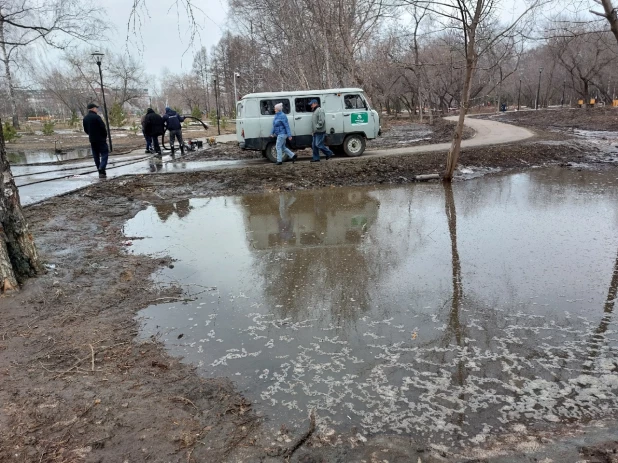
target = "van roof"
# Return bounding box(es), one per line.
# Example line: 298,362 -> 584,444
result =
240,88 -> 365,99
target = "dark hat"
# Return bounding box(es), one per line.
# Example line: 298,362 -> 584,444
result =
309,99 -> 318,105
87,103 -> 99,109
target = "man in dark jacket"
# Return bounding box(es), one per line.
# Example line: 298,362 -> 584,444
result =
162,107 -> 186,155
82,103 -> 109,178
143,108 -> 164,155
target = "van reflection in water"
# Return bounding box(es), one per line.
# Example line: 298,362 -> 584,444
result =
242,189 -> 378,249
241,189 -> 380,321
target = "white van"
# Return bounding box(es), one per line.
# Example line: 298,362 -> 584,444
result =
235,88 -> 380,162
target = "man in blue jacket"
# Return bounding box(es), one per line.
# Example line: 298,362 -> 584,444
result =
162,107 -> 186,155
82,103 -> 109,178
270,102 -> 296,165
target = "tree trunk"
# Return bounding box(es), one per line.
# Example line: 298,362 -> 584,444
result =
444,45 -> 477,181
0,19 -> 20,129
599,0 -> 618,46
0,119 -> 41,290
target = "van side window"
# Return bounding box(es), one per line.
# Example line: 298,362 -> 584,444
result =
260,99 -> 290,115
344,94 -> 366,110
294,97 -> 321,113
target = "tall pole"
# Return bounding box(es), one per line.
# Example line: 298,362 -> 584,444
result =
214,78 -> 220,135
233,72 -> 238,105
535,67 -> 543,110
561,79 -> 566,107
94,57 -> 113,152
517,78 -> 522,111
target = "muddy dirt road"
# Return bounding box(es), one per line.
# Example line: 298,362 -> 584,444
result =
15,116 -> 536,206
2,110 -> 618,462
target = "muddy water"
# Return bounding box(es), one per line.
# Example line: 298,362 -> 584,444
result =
7,148 -> 92,164
125,167 -> 618,448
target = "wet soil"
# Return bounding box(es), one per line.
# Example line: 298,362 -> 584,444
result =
124,139 -> 608,198
1,136 -> 617,462
370,116 -> 475,148
181,118 -> 473,162
477,106 -> 618,132
0,196 -> 258,463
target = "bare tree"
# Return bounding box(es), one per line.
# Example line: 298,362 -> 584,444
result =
192,46 -> 211,113
549,22 -> 615,107
590,0 -> 618,46
0,0 -> 106,128
397,0 -> 542,180
108,54 -> 146,105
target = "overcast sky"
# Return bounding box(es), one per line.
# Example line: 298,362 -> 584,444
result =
99,0 -> 228,79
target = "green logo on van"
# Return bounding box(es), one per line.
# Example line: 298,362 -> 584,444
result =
351,112 -> 368,124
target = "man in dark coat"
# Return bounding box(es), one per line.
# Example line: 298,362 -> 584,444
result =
82,103 -> 109,178
143,108 -> 164,155
162,107 -> 186,155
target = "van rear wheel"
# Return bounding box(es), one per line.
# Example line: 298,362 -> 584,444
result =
343,134 -> 366,157
264,142 -> 277,163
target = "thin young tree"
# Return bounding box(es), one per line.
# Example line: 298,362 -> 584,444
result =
399,0 -> 543,180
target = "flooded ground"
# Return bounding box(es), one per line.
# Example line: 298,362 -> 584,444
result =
7,148 -> 92,164
123,167 -> 618,453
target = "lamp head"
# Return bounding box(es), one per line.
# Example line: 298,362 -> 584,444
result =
91,52 -> 104,65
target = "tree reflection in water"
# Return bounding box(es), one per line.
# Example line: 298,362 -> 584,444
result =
585,248 -> 618,367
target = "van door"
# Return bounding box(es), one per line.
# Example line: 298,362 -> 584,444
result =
342,93 -> 370,136
259,98 -> 291,149
292,96 -> 321,148
322,93 -> 344,147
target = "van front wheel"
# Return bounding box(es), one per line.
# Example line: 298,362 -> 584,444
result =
343,134 -> 366,157
264,142 -> 277,163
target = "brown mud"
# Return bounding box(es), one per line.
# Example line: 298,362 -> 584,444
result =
477,106 -> 618,132
1,117 -> 617,462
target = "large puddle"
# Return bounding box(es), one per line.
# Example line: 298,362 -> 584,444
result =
7,148 -> 92,165
124,167 -> 618,449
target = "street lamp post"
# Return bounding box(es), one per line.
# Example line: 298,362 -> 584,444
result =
91,52 -> 113,152
233,71 -> 240,107
535,67 -> 543,110
517,75 -> 522,111
561,79 -> 566,107
214,78 -> 221,136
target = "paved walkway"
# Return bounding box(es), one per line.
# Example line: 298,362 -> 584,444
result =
215,134 -> 237,143
366,116 -> 534,157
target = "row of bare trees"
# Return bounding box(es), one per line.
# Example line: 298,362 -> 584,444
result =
33,52 -> 146,119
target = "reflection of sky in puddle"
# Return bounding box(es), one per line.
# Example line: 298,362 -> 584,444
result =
124,168 -> 618,448
7,149 -> 92,164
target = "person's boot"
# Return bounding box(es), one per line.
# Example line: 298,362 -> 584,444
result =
98,169 -> 107,178
171,147 -> 175,157
180,147 -> 185,156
